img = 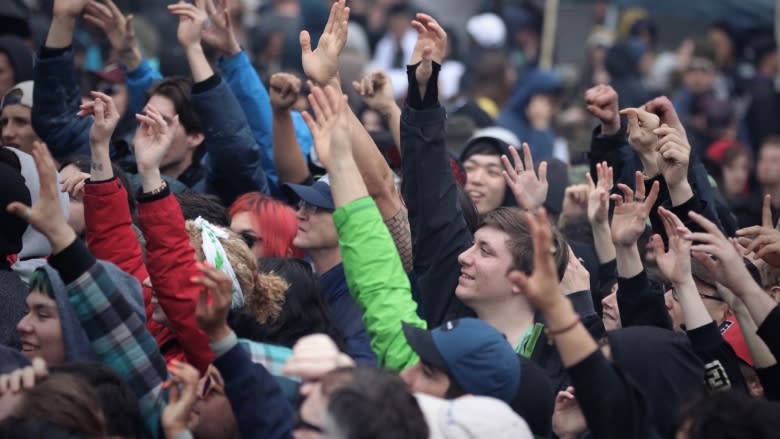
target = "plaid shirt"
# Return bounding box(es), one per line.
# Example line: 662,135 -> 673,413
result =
67,258 -> 167,439
238,339 -> 300,400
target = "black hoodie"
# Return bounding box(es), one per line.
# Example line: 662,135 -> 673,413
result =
0,35 -> 32,92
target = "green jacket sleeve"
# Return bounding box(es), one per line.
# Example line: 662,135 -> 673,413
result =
333,196 -> 425,371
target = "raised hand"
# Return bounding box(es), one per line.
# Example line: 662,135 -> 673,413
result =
507,209 -> 564,313
584,85 -> 620,135
501,143 -> 548,210
685,212 -> 755,293
586,161 -> 613,225
352,71 -> 397,116
281,334 -> 355,381
269,73 -> 302,113
552,386 -> 587,439
301,84 -> 350,170
83,0 -> 140,68
651,207 -> 693,286
610,172 -> 660,247
168,0 -> 209,50
6,143 -> 76,254
133,104 -> 179,175
409,13 -> 447,97
78,91 -> 121,150
194,261 -> 234,342
644,96 -> 686,136
201,0 -> 241,57
59,170 -> 91,200
0,358 -> 48,395
654,123 -> 691,190
560,184 -> 589,224
162,360 -> 200,439
300,0 -> 349,86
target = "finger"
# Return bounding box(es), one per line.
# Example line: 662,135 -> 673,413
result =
537,161 -> 547,185
125,14 -> 135,37
30,142 -> 58,200
649,233 -> 666,255
763,194 -> 773,228
204,0 -> 216,16
522,142 -> 534,172
103,0 -> 124,21
644,180 -> 660,208
690,244 -> 721,255
83,14 -> 107,29
168,377 -> 180,402
301,111 -> 319,136
684,232 -> 721,246
307,90 -> 326,123
529,208 -> 556,275
87,1 -> 113,19
745,235 -> 775,255
9,371 -> 22,393
610,193 -> 624,208
736,225 -> 767,236
94,98 -> 105,123
410,20 -> 426,35
691,250 -> 719,273
755,243 -> 780,259
501,155 -> 517,181
652,125 -> 679,138
351,80 -> 362,93
616,183 -> 634,202
20,367 -> 36,391
586,172 -> 595,191
634,171 -> 645,200
507,270 -> 530,293
687,211 -> 725,239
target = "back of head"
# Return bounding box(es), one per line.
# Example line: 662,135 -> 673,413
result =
12,372 -> 106,438
185,219 -> 287,322
607,326 -> 705,437
0,161 -> 30,255
675,389 -> 780,439
324,367 -> 429,439
51,362 -> 142,439
0,417 -> 87,439
175,190 -> 229,226
415,393 -> 533,439
479,208 -> 569,280
257,257 -> 343,349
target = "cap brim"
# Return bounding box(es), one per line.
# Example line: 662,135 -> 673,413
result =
282,183 -> 334,210
402,322 -> 449,373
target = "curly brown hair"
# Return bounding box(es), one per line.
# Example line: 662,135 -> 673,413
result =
185,220 -> 287,323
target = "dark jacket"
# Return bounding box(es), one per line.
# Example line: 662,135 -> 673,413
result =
31,47 -> 269,205
319,263 -> 377,366
604,41 -> 654,109
402,64 -> 602,392
0,265 -> 26,349
496,68 -> 563,161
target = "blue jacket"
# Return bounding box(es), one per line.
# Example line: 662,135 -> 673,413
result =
32,48 -> 269,204
214,341 -> 294,439
319,263 -> 378,366
127,51 -> 313,199
497,68 -> 563,161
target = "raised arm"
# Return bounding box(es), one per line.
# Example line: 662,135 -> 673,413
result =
270,73 -> 311,185
133,102 -> 215,374
304,85 -> 423,370
169,0 -> 269,203
352,70 -> 402,154
7,142 -> 167,439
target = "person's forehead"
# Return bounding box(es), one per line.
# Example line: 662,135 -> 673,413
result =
474,226 -> 511,249
26,291 -> 56,308
1,103 -> 31,118
465,153 -> 502,165
147,94 -> 176,115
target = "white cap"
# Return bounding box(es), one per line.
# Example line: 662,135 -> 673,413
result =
467,126 -> 521,147
466,13 -> 506,49
415,393 -> 533,439
1,80 -> 33,109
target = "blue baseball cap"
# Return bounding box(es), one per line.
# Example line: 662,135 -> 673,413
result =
282,175 -> 334,210
402,318 -> 520,403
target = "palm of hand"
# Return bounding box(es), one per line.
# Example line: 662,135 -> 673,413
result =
177,15 -> 204,48
303,38 -> 339,86
587,189 -> 608,224
611,204 -> 646,246
135,132 -> 171,169
512,173 -> 548,209
657,239 -> 691,284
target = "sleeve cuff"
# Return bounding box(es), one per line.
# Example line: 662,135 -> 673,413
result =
685,320 -> 722,352
136,184 -> 172,203
47,239 -> 97,284
405,61 -> 441,110
333,196 -> 377,229
191,74 -> 222,94
39,46 -> 71,59
618,270 -> 649,293
209,331 -> 238,358
217,49 -> 248,72
757,305 -> 780,342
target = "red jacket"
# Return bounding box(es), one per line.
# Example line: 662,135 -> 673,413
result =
84,178 -> 214,373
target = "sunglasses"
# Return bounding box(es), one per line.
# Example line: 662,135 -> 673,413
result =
294,413 -> 325,434
198,367 -> 225,400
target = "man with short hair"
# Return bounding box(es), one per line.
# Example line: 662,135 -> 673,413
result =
1,81 -> 39,155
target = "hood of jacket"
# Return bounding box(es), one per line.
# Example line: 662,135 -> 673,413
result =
5,147 -> 70,261
0,36 -> 33,88
459,127 -> 522,208
37,259 -> 146,363
505,69 -> 563,119
605,39 -> 647,80
607,326 -> 705,438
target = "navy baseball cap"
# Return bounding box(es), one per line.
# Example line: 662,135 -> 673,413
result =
402,318 -> 520,403
283,175 -> 334,210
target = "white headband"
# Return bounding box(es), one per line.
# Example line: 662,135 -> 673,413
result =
194,216 -> 244,309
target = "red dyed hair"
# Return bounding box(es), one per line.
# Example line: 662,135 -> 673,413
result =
228,192 -> 304,258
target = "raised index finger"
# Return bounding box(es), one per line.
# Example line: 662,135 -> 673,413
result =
687,211 -> 725,239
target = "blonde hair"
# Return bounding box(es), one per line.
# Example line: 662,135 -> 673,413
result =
185,220 -> 287,323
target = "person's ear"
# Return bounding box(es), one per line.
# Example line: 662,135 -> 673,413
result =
186,132 -> 205,150
769,286 -> 780,303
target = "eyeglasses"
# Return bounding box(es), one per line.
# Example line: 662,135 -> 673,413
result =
294,413 -> 324,433
239,231 -> 258,249
297,200 -> 329,215
671,287 -> 726,303
198,366 -> 225,400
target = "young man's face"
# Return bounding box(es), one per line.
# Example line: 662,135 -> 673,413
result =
16,291 -> 66,366
399,361 -> 451,398
1,103 -> 39,154
140,94 -> 199,175
189,366 -> 237,439
601,287 -> 621,331
463,154 -> 506,214
456,226 -> 516,306
293,201 -> 338,252
757,144 -> 780,188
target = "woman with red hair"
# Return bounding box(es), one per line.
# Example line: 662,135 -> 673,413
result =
229,192 -> 304,258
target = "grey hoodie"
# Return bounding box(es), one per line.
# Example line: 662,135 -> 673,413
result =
5,147 -> 70,284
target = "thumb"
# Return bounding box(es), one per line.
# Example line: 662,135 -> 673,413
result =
421,45 -> 433,62
223,8 -> 232,30
300,30 -> 312,54
507,270 -> 528,292
649,234 -> 665,255
6,202 -> 31,221
126,14 -> 135,36
94,99 -> 105,123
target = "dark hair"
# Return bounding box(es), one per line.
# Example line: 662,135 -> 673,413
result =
29,268 -> 53,298
13,372 -> 106,438
674,390 -> 780,438
760,135 -> 780,151
720,144 -> 750,168
51,362 -> 142,439
463,141 -> 501,158
0,417 -> 85,439
59,155 -> 137,214
456,184 -> 480,233
145,77 -> 205,161
175,190 -> 229,226
256,258 -> 345,350
324,367 -> 429,439
478,207 -> 569,280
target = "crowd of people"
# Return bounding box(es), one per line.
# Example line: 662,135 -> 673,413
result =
0,0 -> 780,438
